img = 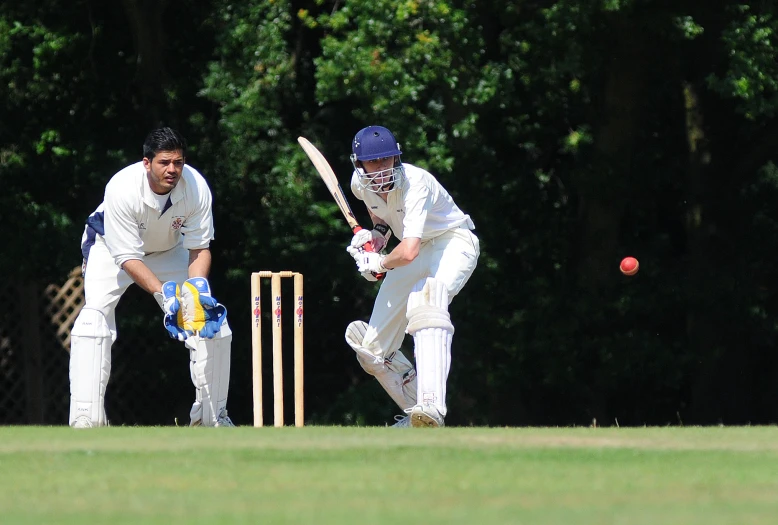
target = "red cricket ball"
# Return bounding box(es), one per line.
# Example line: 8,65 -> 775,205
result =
620,257 -> 639,276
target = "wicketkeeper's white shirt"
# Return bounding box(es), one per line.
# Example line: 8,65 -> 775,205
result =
351,163 -> 475,239
94,161 -> 215,268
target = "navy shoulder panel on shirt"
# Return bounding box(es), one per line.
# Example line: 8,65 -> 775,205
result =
81,210 -> 105,260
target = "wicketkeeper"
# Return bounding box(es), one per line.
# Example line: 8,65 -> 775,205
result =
344,125 -> 480,427
69,127 -> 234,428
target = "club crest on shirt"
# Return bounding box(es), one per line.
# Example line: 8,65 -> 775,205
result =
171,217 -> 184,230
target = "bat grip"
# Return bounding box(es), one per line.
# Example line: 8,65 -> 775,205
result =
352,225 -> 385,280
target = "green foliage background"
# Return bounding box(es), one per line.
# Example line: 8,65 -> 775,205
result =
3,0 -> 778,426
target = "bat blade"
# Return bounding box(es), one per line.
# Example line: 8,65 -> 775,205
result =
297,136 -> 360,231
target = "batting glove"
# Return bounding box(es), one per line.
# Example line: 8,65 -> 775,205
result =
180,277 -> 228,339
346,244 -> 362,262
355,251 -> 389,275
350,224 -> 391,253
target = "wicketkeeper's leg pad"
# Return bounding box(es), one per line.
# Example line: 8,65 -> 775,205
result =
406,278 -> 453,417
186,322 -> 232,426
69,308 -> 112,427
345,321 -> 417,410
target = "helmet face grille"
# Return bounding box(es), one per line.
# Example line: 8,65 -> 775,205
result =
352,125 -> 402,161
355,165 -> 405,194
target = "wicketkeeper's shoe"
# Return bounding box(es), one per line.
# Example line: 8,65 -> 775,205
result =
390,415 -> 411,428
410,404 -> 445,428
71,416 -> 94,429
71,415 -> 109,428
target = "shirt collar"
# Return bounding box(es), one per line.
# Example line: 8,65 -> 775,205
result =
140,163 -> 187,210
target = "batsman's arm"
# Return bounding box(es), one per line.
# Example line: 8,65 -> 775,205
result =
367,210 -> 390,235
381,237 -> 420,270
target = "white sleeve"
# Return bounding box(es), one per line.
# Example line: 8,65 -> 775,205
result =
103,184 -> 144,267
181,174 -> 214,250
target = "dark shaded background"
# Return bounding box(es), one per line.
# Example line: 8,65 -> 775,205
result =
2,0 -> 778,426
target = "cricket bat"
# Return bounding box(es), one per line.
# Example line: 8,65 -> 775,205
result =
297,136 -> 384,279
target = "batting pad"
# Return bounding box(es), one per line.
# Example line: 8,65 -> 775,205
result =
346,321 -> 417,410
186,330 -> 232,426
69,308 -> 112,427
406,278 -> 453,417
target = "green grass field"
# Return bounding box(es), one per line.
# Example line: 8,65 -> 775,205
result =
2,426 -> 777,524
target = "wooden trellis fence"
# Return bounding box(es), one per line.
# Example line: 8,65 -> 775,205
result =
45,267 -> 85,352
1,267 -> 82,424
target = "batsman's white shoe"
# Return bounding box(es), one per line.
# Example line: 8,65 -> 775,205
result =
216,410 -> 236,427
410,404 -> 445,428
71,416 -> 94,429
390,415 -> 411,428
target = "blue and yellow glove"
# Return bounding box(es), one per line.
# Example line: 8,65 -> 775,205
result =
180,277 -> 228,339
160,281 -> 189,341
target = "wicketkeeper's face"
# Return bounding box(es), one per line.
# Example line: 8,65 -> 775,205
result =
144,149 -> 185,195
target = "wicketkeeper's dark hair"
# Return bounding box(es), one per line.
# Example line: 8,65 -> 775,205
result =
143,127 -> 187,159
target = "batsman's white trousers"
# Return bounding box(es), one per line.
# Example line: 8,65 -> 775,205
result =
362,227 -> 479,357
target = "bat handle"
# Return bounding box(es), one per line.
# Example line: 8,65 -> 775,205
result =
352,225 -> 385,280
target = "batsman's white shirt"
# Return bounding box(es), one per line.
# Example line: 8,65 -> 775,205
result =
350,163 -> 480,356
80,162 -> 215,334
351,163 -> 475,241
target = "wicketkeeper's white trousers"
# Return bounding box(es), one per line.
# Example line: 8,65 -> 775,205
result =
71,236 -> 231,425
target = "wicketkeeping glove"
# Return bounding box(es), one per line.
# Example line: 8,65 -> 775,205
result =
180,277 -> 228,339
159,281 -> 189,341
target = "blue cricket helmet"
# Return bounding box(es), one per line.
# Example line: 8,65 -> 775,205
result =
351,126 -> 402,161
350,125 -> 405,193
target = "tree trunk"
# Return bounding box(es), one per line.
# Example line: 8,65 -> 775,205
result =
574,14 -> 648,422
682,81 -> 721,422
121,0 -> 171,125
576,17 -> 646,292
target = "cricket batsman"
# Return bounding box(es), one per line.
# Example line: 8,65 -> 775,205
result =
344,125 -> 480,427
